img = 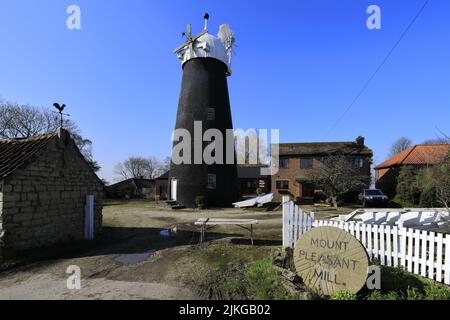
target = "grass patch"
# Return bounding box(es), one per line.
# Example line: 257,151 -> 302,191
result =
192,243 -> 311,300
246,257 -> 291,300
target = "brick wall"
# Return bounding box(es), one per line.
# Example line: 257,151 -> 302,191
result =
271,156 -> 372,202
0,133 -> 103,256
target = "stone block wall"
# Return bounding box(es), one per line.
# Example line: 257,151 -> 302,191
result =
0,133 -> 103,256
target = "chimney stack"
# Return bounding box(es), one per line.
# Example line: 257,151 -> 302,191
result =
356,136 -> 365,146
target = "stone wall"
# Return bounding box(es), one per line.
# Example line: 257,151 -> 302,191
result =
0,132 -> 103,256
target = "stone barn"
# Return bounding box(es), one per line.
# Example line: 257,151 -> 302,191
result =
0,129 -> 104,258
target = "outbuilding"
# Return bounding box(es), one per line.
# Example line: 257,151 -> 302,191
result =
0,129 -> 103,258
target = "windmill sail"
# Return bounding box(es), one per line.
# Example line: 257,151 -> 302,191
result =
217,24 -> 235,66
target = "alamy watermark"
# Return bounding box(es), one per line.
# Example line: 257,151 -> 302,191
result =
367,5 -> 382,30
66,5 -> 81,30
171,123 -> 280,175
66,265 -> 81,290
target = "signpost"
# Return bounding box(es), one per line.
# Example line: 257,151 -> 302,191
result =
294,227 -> 369,296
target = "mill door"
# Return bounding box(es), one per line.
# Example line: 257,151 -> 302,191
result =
171,179 -> 178,201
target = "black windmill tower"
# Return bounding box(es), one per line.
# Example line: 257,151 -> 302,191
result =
169,14 -> 238,208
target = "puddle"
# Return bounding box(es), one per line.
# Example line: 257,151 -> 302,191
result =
160,229 -> 170,238
115,249 -> 156,265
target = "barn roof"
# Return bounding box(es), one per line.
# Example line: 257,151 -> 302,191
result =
375,144 -> 450,170
0,132 -> 58,179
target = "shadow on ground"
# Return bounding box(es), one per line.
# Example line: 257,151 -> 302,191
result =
0,226 -> 252,272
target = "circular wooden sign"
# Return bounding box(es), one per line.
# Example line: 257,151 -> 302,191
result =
294,227 -> 369,296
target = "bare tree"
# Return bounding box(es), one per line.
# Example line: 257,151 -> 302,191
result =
430,152 -> 450,211
114,157 -> 162,180
0,101 -> 100,172
306,155 -> 371,208
389,137 -> 413,157
423,137 -> 450,145
154,156 -> 171,177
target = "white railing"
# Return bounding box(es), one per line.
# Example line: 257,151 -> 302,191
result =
282,199 -> 450,285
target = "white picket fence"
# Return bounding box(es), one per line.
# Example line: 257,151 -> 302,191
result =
282,199 -> 450,285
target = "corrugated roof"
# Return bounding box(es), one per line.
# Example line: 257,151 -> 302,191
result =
375,144 -> 450,169
0,132 -> 58,178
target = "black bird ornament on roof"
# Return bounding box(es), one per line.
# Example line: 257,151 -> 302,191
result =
53,103 -> 66,113
53,102 -> 70,128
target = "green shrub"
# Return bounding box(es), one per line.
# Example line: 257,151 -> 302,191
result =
379,266 -> 424,296
420,185 -> 437,207
330,291 -> 358,300
396,166 -> 422,206
365,290 -> 398,300
423,280 -> 450,300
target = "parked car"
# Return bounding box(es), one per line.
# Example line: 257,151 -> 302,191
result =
359,189 -> 389,207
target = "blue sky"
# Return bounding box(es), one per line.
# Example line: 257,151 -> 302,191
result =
0,0 -> 449,182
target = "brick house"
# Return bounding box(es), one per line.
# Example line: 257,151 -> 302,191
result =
0,129 -> 103,258
271,137 -> 373,202
375,144 -> 450,198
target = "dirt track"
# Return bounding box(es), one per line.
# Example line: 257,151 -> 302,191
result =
0,202 -> 283,300
0,201 -> 346,300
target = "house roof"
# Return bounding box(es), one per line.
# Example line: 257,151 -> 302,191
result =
375,144 -> 450,170
133,179 -> 155,189
155,171 -> 170,180
0,132 -> 59,179
275,141 -> 372,157
108,178 -> 155,189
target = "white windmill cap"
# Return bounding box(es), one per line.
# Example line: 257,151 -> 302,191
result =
174,16 -> 234,75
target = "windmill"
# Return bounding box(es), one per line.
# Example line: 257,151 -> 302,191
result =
169,14 -> 238,208
173,13 -> 210,57
53,102 -> 70,128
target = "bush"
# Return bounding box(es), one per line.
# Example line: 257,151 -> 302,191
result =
396,166 -> 422,206
330,291 -> 358,300
313,191 -> 327,203
420,185 -> 437,207
365,290 -> 398,300
378,266 -> 424,295
195,195 -> 207,209
423,280 -> 450,300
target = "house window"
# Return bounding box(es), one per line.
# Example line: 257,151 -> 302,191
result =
207,174 -> 217,190
355,158 -> 364,169
280,158 -> 289,169
276,180 -> 289,190
300,158 -> 313,169
207,108 -> 215,121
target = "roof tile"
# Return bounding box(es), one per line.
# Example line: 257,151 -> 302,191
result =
375,144 -> 450,169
